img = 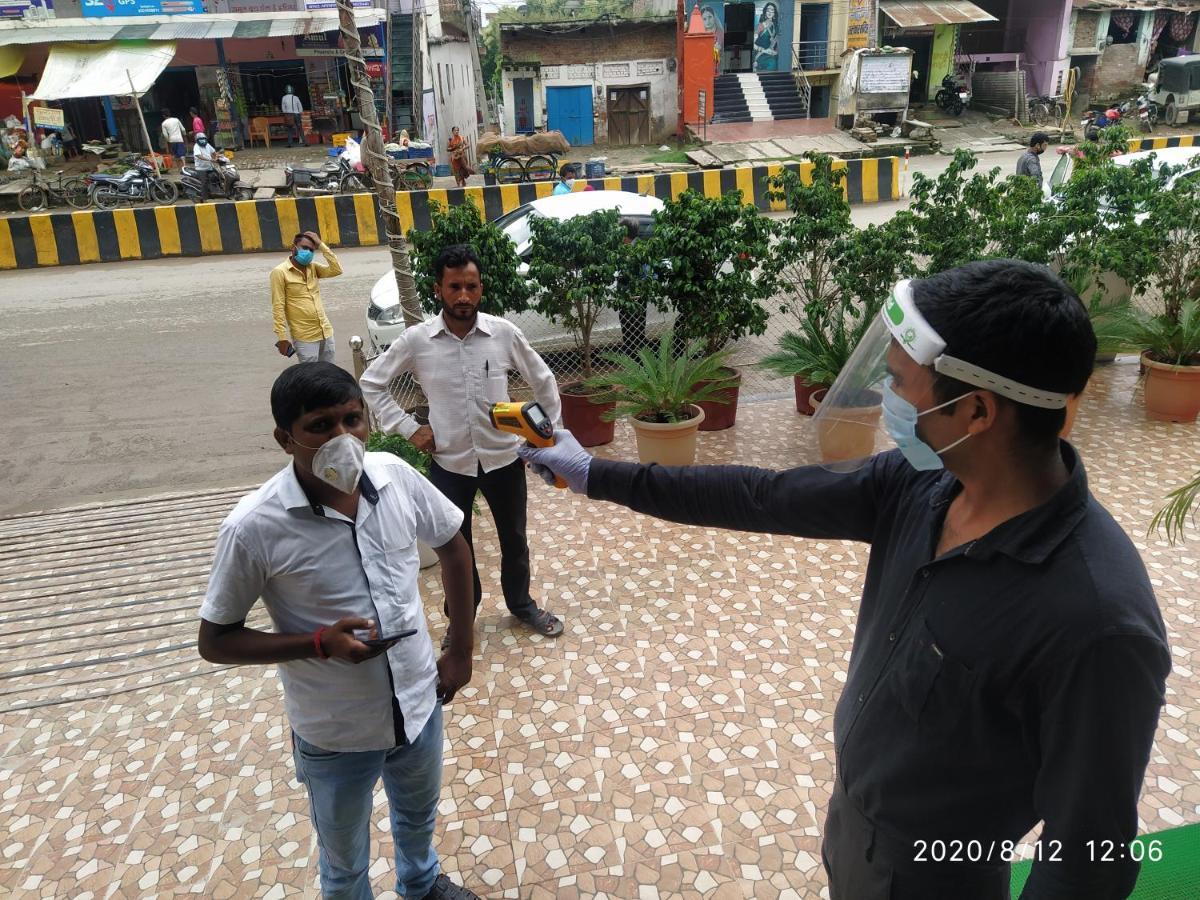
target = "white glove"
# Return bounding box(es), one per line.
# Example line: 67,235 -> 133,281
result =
516,429 -> 593,494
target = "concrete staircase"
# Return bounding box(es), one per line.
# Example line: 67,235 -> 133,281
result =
711,72 -> 810,124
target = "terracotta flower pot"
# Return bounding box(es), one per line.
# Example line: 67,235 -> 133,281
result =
1142,352 -> 1200,423
560,383 -> 616,447
793,376 -> 829,417
629,404 -> 706,465
695,367 -> 742,431
809,388 -> 881,464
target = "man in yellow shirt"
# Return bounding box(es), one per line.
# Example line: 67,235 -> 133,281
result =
271,231 -> 343,363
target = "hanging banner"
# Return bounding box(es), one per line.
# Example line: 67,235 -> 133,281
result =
847,0 -> 871,51
1,0 -> 53,19
81,0 -> 202,15
302,0 -> 371,9
30,41 -> 177,100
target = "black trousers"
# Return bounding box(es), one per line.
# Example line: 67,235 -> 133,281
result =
822,779 -> 1011,900
428,458 -> 535,620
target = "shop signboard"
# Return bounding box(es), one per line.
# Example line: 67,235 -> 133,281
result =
847,0 -> 871,52
33,106 -> 65,129
295,24 -> 385,59
1,0 -> 53,19
302,0 -> 371,9
82,0 -> 203,15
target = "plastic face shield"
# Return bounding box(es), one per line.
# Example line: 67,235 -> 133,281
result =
810,280 -> 1070,472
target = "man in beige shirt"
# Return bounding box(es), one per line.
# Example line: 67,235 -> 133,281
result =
270,231 -> 342,363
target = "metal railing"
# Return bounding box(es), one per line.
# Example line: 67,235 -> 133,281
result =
792,40 -> 845,72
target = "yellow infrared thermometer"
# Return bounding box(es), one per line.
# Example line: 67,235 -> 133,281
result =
489,401 -> 567,489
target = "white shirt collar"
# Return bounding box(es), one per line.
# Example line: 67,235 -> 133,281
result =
431,310 -> 493,338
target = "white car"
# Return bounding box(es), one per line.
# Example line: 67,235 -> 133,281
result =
366,190 -> 672,355
1047,145 -> 1200,198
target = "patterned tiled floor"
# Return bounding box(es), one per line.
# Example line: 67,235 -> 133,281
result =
1,360 -> 1197,899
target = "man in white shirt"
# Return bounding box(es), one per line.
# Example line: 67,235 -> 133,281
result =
361,244 -> 566,641
192,133 -> 219,202
160,107 -> 187,161
199,362 -> 481,900
281,85 -> 304,147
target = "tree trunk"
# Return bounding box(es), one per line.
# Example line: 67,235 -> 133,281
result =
336,0 -> 424,332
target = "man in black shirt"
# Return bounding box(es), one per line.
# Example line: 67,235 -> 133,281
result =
519,260 -> 1170,900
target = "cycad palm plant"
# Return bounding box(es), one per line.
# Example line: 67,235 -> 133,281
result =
584,331 -> 737,424
1151,472 -> 1200,546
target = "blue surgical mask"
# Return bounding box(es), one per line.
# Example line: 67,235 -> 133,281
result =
882,379 -> 972,471
294,248 -> 315,266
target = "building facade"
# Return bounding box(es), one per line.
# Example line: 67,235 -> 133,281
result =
499,9 -> 679,145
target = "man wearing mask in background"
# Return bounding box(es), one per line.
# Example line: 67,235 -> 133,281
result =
1016,131 -> 1050,188
520,260 -> 1169,900
552,163 -> 576,195
282,85 -> 304,147
160,108 -> 187,162
270,231 -> 342,363
192,132 -> 218,202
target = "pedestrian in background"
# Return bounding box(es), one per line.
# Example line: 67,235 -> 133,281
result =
188,107 -> 205,142
448,126 -> 471,187
270,231 -> 342,363
160,108 -> 187,162
1016,131 -> 1050,188
282,85 -> 304,147
552,163 -> 576,195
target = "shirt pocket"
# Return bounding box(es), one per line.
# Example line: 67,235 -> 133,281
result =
485,371 -> 509,404
895,620 -> 977,731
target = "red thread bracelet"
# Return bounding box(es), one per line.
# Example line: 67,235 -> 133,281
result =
314,627 -> 328,660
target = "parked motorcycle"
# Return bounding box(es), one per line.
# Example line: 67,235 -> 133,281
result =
1081,106 -> 1123,132
935,74 -> 972,116
1135,92 -> 1159,133
285,155 -> 371,196
87,159 -> 178,209
180,154 -> 253,202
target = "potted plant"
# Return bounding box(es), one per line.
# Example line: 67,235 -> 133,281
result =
1151,470 -> 1200,545
366,432 -> 439,568
641,189 -> 777,431
761,297 -> 883,463
584,332 -> 736,466
525,209 -> 629,446
1107,169 -> 1200,421
768,158 -> 913,414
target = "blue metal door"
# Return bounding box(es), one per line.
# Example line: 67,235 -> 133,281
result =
798,3 -> 831,70
546,86 -> 594,146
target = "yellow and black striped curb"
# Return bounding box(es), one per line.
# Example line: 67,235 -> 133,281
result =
0,157 -> 899,271
1126,133 -> 1198,153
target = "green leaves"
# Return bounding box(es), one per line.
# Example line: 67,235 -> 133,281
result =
1109,300 -> 1200,366
526,210 -> 632,378
366,431 -> 431,476
640,190 -> 777,356
408,197 -> 531,316
583,331 -> 737,423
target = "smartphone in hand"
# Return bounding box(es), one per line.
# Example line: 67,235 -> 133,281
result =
355,628 -> 418,651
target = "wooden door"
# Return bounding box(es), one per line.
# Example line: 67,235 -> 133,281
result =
606,85 -> 650,146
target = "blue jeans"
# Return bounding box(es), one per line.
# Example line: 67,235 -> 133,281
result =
292,703 -> 443,899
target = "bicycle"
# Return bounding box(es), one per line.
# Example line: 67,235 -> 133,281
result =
18,169 -> 91,212
1028,95 -> 1067,127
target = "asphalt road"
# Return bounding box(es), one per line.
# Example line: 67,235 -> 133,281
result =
0,149 -> 1021,516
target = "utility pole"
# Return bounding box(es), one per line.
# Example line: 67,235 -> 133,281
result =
336,0 -> 424,330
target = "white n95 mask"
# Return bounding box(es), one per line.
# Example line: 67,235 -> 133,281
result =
303,433 -> 365,494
